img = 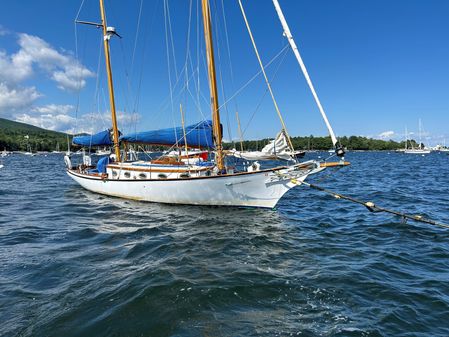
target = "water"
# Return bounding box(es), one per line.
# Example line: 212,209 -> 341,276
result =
1,152 -> 449,336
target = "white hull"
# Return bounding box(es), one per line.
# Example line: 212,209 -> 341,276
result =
67,164 -> 321,208
404,149 -> 431,154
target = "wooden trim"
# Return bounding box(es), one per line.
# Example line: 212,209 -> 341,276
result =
68,161 -> 317,182
107,164 -> 211,174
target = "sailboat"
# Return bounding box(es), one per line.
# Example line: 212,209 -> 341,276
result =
404,120 -> 431,154
65,0 -> 347,208
23,135 -> 36,156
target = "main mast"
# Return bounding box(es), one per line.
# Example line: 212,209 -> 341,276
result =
99,0 -> 121,162
201,0 -> 224,171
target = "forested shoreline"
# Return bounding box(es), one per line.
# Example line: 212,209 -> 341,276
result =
1,117 -> 419,152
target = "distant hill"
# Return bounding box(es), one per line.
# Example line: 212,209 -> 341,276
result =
0,117 -> 72,152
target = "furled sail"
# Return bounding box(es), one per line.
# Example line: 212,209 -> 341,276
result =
72,129 -> 113,147
228,130 -> 296,161
120,120 -> 214,148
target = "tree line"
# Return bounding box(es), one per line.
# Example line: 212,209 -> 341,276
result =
1,117 -> 420,152
224,135 -> 419,151
0,118 -> 72,152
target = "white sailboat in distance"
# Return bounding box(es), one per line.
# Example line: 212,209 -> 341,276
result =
404,120 -> 431,154
65,0 -> 348,208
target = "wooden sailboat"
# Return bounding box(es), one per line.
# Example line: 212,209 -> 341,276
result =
65,0 -> 345,208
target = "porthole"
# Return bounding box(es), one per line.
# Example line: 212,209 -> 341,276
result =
205,170 -> 211,176
112,170 -> 118,177
124,172 -> 131,178
158,173 -> 167,179
180,173 -> 190,178
139,173 -> 147,179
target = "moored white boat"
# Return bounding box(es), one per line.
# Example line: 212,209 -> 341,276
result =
66,0 -> 347,208
67,160 -> 322,208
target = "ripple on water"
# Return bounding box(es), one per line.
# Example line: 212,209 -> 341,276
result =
1,152 -> 449,336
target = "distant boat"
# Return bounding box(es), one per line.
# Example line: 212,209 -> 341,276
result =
404,120 -> 430,154
24,135 -> 36,156
52,142 -> 61,153
1,148 -> 7,157
94,148 -> 111,156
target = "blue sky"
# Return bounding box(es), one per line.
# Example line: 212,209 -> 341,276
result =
0,0 -> 448,145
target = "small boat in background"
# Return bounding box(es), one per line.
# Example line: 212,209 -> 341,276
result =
95,148 -> 111,156
404,120 -> 431,154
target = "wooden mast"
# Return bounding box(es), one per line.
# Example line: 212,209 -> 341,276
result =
201,0 -> 224,171
99,0 -> 121,162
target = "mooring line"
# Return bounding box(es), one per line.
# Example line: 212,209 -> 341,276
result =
290,179 -> 449,229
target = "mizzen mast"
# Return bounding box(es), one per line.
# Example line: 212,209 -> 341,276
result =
99,0 -> 121,162
201,0 -> 224,171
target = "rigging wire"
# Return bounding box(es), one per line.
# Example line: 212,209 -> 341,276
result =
73,0 -> 88,134
217,44 -> 289,111
241,43 -> 290,137
163,0 -> 179,145
212,0 -> 233,143
220,0 -> 240,144
238,0 -> 294,153
131,0 -> 160,135
131,0 -> 144,73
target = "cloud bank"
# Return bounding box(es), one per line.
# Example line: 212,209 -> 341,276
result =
0,31 -> 95,131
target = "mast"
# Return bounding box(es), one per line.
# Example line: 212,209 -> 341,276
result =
201,0 -> 224,171
180,104 -> 189,157
235,110 -> 244,152
272,0 -> 344,156
99,0 -> 121,162
418,119 -> 422,149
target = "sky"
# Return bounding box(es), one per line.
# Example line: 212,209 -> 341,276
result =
0,0 -> 448,145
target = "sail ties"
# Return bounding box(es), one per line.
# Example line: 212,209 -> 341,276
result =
238,0 -> 295,154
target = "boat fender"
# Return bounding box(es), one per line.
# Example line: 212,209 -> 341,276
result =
64,155 -> 72,169
83,154 -> 91,166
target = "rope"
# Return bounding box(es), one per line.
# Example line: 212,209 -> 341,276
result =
238,0 -> 295,153
292,180 -> 449,230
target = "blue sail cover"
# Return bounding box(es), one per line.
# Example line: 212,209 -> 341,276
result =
120,120 -> 214,148
72,130 -> 113,147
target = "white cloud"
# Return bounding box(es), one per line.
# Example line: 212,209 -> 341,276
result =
15,33 -> 95,91
378,130 -> 395,139
0,33 -> 94,101
0,50 -> 32,83
32,104 -> 74,115
0,83 -> 41,113
0,29 -> 95,132
14,104 -> 76,132
0,25 -> 9,36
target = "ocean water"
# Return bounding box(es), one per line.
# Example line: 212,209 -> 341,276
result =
1,152 -> 448,336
